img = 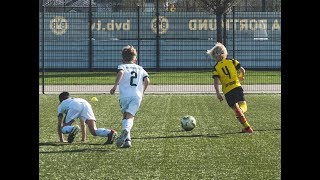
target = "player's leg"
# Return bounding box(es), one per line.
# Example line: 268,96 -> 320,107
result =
84,119 -> 117,144
236,96 -> 252,133
225,88 -> 252,133
117,97 -> 141,148
117,112 -> 133,148
81,102 -> 117,144
116,97 -> 131,147
61,119 -> 79,135
238,101 -> 247,113
123,112 -> 134,148
232,103 -> 252,133
63,108 -> 81,143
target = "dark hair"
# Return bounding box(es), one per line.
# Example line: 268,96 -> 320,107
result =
59,91 -> 69,102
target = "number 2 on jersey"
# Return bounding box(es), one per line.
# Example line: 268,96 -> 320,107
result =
130,71 -> 137,86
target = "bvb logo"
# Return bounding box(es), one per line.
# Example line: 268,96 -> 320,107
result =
151,16 -> 169,34
50,16 -> 68,35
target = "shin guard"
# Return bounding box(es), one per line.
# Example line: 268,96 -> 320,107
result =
233,103 -> 250,128
238,101 -> 247,113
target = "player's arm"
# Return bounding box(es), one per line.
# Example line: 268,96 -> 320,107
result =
80,120 -> 86,142
213,77 -> 223,102
143,76 -> 150,94
233,60 -> 245,81
238,67 -> 245,81
57,113 -> 66,142
110,69 -> 124,94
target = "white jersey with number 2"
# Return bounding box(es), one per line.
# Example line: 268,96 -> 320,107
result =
117,63 -> 149,99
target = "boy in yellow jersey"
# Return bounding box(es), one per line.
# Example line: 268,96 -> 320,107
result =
207,42 -> 253,133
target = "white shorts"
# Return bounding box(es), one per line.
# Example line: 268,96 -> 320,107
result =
65,101 -> 96,123
119,96 -> 142,116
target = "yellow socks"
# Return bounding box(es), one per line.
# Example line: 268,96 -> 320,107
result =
233,103 -> 250,128
238,101 -> 247,113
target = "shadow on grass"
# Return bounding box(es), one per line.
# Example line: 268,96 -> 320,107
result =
39,142 -> 70,146
133,134 -> 220,140
39,142 -> 106,147
253,128 -> 281,132
39,142 -> 114,154
133,128 -> 281,140
39,148 -> 112,154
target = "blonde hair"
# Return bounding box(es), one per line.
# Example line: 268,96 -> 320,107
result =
122,45 -> 137,62
206,42 -> 228,61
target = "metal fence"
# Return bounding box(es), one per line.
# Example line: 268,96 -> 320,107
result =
39,3 -> 281,94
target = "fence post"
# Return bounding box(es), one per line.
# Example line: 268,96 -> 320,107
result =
232,6 -> 235,59
88,0 -> 93,71
262,0 -> 266,12
41,4 -> 45,94
223,12 -> 227,46
137,5 -> 140,65
156,0 -> 160,71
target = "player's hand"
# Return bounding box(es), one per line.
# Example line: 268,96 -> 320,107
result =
238,75 -> 244,81
217,93 -> 223,102
110,87 -> 116,94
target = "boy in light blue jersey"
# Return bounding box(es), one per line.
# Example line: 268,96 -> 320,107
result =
57,92 -> 117,144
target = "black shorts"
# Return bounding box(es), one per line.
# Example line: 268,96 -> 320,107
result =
224,86 -> 245,107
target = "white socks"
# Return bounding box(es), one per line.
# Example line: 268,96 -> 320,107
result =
122,119 -> 133,131
62,126 -> 111,137
95,128 -> 111,137
122,119 -> 133,140
61,126 -> 73,134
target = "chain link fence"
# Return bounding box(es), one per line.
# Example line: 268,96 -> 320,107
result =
39,0 -> 281,94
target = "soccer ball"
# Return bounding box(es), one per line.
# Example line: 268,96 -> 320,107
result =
180,115 -> 196,131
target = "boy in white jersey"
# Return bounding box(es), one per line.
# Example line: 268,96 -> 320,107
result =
110,45 -> 150,148
57,92 -> 117,144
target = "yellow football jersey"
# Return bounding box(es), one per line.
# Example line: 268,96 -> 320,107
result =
212,58 -> 242,94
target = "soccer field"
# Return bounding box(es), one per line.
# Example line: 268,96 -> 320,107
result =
39,94 -> 280,180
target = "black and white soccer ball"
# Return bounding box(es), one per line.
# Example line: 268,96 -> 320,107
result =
180,115 -> 196,131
